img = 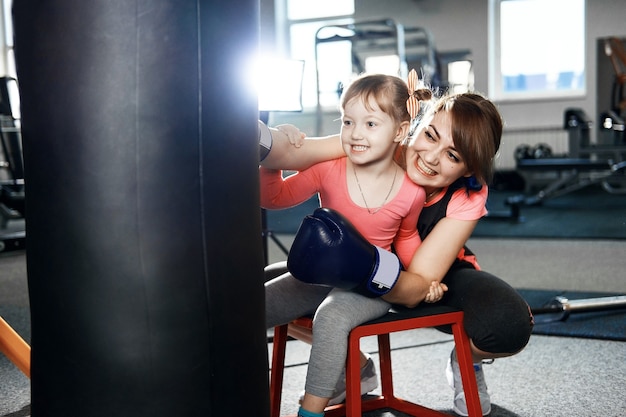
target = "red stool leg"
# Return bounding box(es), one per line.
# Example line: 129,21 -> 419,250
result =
450,318 -> 482,417
270,325 -> 289,417
378,333 -> 394,399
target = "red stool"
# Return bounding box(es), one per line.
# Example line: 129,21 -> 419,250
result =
270,305 -> 482,417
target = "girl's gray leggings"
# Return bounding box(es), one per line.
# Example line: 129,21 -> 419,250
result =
265,262 -> 390,398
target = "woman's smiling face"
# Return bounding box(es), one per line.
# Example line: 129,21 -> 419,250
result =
404,111 -> 471,191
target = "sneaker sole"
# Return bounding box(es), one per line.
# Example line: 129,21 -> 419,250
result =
453,400 -> 492,417
327,374 -> 379,406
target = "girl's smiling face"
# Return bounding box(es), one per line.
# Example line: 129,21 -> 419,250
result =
340,96 -> 404,166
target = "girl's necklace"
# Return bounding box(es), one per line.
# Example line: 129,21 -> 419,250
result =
426,188 -> 441,200
353,165 -> 398,214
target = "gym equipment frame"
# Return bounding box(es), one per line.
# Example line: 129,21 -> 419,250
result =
313,18 -> 471,136
0,76 -> 25,252
503,108 -> 626,219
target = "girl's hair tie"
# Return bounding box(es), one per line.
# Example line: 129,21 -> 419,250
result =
406,69 -> 432,137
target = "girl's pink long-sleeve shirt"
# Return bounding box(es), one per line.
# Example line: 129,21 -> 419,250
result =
260,157 -> 426,268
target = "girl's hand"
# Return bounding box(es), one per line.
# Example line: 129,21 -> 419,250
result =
276,124 -> 306,148
424,281 -> 448,303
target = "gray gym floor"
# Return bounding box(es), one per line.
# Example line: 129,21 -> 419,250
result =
1,237 -> 625,416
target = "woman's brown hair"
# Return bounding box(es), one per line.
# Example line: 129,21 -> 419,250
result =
439,93 -> 503,186
404,92 -> 502,186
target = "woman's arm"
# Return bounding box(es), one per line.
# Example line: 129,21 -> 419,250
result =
382,217 -> 478,307
260,125 -> 344,171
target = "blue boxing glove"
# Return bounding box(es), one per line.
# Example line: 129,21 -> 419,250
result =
258,120 -> 272,161
287,207 -> 401,297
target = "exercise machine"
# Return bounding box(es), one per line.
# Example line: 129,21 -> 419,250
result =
494,37 -> 626,220
503,108 -> 626,218
604,36 -> 626,115
313,18 -> 471,135
0,76 -> 25,252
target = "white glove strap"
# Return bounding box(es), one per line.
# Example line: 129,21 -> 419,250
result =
370,246 -> 401,291
258,120 -> 272,161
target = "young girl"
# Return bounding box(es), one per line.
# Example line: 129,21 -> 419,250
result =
260,73 -> 425,271
263,92 -> 534,416
260,73 -> 443,417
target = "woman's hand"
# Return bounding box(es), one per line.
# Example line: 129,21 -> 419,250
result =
423,281 -> 449,303
260,129 -> 343,171
382,217 -> 478,308
275,124 -> 306,148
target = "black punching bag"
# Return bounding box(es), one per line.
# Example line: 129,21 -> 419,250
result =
13,1 -> 269,416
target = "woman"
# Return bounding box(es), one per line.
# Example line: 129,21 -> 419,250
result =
262,92 -> 534,417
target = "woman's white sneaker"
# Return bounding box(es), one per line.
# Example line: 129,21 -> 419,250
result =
445,348 -> 491,416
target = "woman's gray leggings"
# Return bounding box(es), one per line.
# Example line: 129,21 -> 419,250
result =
265,262 -> 390,398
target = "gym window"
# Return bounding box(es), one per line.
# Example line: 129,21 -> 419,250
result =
489,0 -> 586,101
280,0 -> 355,109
